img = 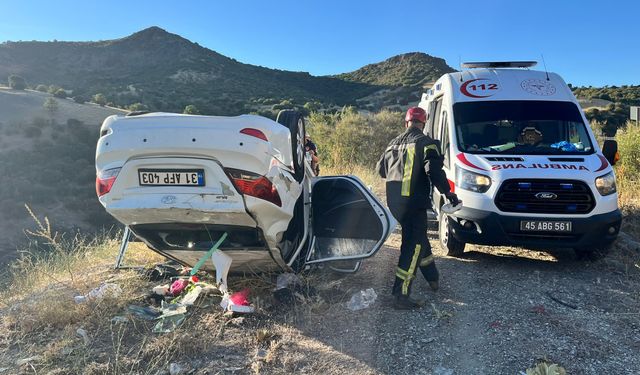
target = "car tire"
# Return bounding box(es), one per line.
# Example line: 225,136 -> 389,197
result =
574,244 -> 611,260
276,110 -> 306,183
439,210 -> 466,257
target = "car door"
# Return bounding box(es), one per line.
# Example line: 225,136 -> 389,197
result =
305,175 -> 396,266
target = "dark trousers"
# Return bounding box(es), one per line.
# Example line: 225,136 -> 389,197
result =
391,210 -> 439,296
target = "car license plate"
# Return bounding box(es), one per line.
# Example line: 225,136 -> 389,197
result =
138,169 -> 204,186
520,220 -> 572,232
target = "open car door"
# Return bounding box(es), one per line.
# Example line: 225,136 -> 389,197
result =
305,176 -> 396,269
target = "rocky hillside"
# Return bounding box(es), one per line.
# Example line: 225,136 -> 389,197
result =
0,28 -> 458,115
335,52 -> 454,87
0,27 -> 379,115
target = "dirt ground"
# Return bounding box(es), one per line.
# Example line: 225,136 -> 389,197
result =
2,227 -> 639,374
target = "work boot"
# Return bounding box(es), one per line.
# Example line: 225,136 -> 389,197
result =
428,280 -> 439,291
393,295 -> 426,310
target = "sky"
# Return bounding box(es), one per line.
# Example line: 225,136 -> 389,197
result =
0,0 -> 638,87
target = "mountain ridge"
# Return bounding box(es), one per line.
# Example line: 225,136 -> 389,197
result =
0,27 -> 455,114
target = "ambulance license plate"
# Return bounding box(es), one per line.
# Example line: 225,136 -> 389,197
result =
138,169 -> 204,186
520,220 -> 572,232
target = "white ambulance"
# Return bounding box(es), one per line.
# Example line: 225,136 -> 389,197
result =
419,61 -> 621,258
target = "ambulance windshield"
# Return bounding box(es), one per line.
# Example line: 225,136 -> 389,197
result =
453,101 -> 594,155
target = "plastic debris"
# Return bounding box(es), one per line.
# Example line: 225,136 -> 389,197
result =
346,288 -> 377,311
152,302 -> 188,333
170,279 -> 189,296
74,283 -> 122,303
178,285 -> 202,306
220,288 -> 254,313
211,250 -> 232,293
152,284 -> 170,296
128,305 -> 161,320
76,328 -> 90,346
275,273 -> 301,290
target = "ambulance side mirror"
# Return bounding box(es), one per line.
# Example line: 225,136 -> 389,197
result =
602,139 -> 618,166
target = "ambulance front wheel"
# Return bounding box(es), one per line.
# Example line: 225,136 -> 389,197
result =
439,211 -> 466,257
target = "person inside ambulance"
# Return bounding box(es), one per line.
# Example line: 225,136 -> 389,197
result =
376,107 -> 460,310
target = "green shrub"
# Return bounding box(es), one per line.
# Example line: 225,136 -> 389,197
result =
53,88 -> 67,98
616,121 -> 640,188
183,104 -> 200,115
35,84 -> 48,92
92,93 -> 107,106
43,97 -> 59,114
307,108 -> 402,169
8,74 -> 27,90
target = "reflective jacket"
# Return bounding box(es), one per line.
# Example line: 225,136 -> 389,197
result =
376,126 -> 451,213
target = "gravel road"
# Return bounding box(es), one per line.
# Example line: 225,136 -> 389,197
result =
286,228 -> 640,374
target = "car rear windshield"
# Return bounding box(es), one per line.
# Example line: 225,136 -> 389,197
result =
453,100 -> 594,155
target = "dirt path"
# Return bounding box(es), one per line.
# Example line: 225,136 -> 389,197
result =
289,229 -> 640,374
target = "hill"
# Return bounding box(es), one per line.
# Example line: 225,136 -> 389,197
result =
0,89 -> 123,263
335,52 -> 454,87
0,27 -> 380,115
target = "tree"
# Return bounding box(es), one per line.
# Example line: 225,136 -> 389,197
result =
92,93 -> 107,106
43,97 -> 59,114
183,104 -> 200,115
53,88 -> 67,98
8,75 -> 26,90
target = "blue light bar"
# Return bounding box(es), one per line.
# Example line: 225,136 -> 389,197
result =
518,182 -> 532,189
560,183 -> 573,190
516,204 -> 527,210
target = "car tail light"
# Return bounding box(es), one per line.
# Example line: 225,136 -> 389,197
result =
226,168 -> 281,207
96,167 -> 121,197
240,128 -> 268,142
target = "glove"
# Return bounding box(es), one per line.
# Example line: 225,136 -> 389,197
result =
445,192 -> 461,206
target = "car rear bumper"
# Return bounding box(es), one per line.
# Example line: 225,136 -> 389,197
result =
448,207 -> 622,249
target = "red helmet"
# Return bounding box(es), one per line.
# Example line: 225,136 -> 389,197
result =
405,107 -> 427,123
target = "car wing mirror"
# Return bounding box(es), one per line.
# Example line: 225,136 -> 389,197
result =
602,139 -> 618,166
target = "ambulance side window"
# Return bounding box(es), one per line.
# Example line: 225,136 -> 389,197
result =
428,98 -> 443,138
440,111 -> 450,169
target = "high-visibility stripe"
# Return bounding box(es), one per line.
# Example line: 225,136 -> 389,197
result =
402,244 -> 422,295
396,267 -> 409,277
420,254 -> 434,267
401,145 -> 415,196
424,144 -> 439,156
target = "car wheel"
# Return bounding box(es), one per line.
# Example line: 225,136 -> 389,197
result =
276,110 -> 306,182
574,244 -> 611,260
439,209 -> 465,256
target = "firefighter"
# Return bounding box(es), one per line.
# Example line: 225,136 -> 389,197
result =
376,107 -> 460,309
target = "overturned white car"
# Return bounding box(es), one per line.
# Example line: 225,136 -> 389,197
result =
96,110 -> 395,273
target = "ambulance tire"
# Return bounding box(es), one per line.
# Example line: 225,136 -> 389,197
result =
276,110 -> 306,183
439,210 -> 466,257
574,245 -> 611,260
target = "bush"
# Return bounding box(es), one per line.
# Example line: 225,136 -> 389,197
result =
8,74 -> 27,90
47,85 -> 61,94
183,104 -> 200,115
43,97 -> 59,114
616,121 -> 640,188
128,102 -> 148,111
53,88 -> 67,98
35,84 -> 48,92
92,93 -> 107,106
73,95 -> 87,104
307,108 -> 402,169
